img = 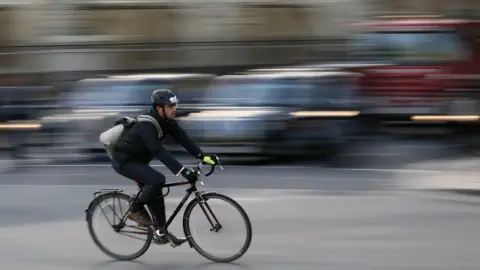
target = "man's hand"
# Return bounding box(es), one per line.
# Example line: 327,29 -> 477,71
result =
202,154 -> 219,165
181,168 -> 198,183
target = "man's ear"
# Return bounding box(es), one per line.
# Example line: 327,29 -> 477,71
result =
156,105 -> 165,116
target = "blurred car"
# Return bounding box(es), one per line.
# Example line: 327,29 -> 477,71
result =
175,70 -> 362,159
25,73 -> 216,161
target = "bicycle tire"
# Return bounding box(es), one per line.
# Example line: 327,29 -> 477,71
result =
86,192 -> 153,261
182,192 -> 252,263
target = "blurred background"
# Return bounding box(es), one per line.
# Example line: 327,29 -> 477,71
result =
0,0 -> 478,167
1,2 -> 480,269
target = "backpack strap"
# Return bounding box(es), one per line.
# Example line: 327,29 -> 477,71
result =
137,115 -> 163,138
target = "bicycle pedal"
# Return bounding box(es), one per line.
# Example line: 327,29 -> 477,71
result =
153,238 -> 168,245
169,237 -> 187,247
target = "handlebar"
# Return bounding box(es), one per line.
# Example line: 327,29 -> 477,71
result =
192,155 -> 224,177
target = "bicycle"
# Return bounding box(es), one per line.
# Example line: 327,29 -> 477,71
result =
84,159 -> 252,262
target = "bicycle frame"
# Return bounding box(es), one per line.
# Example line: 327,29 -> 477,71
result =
87,156 -> 253,262
162,180 -> 202,230
108,180 -> 201,233
86,159 -> 222,240
116,161 -> 220,233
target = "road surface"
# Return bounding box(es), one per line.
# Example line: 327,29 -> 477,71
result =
0,163 -> 479,270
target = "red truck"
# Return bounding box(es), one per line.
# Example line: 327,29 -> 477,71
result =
345,15 -> 480,134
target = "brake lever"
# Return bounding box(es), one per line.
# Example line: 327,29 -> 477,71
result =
215,156 -> 224,170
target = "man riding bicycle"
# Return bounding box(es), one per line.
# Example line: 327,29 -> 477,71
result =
110,88 -> 217,245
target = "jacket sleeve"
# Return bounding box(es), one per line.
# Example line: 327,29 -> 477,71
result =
170,120 -> 204,159
138,121 -> 185,176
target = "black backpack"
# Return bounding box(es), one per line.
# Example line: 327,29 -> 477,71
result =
100,114 -> 163,159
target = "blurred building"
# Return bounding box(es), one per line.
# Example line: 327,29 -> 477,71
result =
0,0 -> 478,79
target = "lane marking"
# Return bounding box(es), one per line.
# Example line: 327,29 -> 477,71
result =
3,165 -> 475,174
10,163 -> 320,169
329,168 -> 442,174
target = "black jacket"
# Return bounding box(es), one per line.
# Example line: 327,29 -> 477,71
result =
112,108 -> 204,176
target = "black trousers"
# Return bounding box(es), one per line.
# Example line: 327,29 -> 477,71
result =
112,161 -> 167,227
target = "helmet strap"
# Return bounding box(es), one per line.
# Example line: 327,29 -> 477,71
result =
153,105 -> 165,119
154,104 -> 171,121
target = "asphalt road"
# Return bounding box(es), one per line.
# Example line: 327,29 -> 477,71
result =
1,163 -> 480,270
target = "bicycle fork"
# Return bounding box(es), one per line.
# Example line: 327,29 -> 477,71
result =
195,192 -> 223,232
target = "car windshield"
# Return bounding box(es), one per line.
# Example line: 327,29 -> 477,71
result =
64,79 -> 210,106
65,82 -> 168,106
201,79 -> 313,106
348,30 -> 468,64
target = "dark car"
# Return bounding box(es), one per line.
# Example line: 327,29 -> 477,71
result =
176,70 -> 362,159
26,73 -> 216,162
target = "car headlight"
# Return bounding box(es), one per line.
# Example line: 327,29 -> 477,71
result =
0,121 -> 42,130
180,109 -> 278,120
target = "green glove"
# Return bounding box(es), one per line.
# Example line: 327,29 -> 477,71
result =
202,155 -> 217,165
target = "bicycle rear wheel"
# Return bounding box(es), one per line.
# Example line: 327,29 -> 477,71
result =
183,192 -> 252,263
86,192 -> 154,261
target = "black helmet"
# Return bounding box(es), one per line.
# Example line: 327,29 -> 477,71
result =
151,88 -> 179,106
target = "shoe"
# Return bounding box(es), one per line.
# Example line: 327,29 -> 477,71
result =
168,232 -> 188,246
127,210 -> 153,227
154,230 -> 188,246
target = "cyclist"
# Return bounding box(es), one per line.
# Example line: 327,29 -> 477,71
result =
110,88 -> 217,245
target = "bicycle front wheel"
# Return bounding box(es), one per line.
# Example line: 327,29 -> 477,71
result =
183,192 -> 252,263
86,192 -> 154,261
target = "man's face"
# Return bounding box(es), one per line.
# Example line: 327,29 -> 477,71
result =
160,104 -> 177,119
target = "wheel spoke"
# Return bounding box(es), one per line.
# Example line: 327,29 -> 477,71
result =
112,197 -> 116,225
117,196 -> 124,220
99,201 -> 113,227
106,204 -> 124,223
87,192 -> 153,261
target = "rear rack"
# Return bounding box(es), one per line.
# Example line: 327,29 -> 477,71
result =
93,188 -> 125,198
